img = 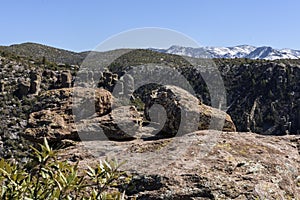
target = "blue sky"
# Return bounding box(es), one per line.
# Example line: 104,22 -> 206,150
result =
0,0 -> 299,51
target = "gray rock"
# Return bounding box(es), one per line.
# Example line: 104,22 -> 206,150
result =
16,80 -> 30,97
59,131 -> 300,199
29,71 -> 41,94
144,85 -> 236,138
61,70 -> 72,88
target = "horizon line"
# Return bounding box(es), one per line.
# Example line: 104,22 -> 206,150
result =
1,41 -> 300,53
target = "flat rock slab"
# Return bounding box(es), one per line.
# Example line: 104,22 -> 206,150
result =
59,131 -> 300,199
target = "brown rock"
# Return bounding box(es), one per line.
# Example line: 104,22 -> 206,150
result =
73,87 -> 113,119
145,85 -> 236,138
23,87 -> 113,142
23,109 -> 76,142
61,131 -> 300,199
76,106 -> 140,141
29,71 -> 42,95
61,70 -> 72,88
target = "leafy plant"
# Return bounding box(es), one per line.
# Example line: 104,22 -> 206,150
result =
0,138 -> 129,199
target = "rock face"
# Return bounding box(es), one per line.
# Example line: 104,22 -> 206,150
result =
98,71 -> 119,91
29,71 -> 41,95
217,62 -> 300,135
22,85 -> 236,142
24,109 -> 76,142
23,87 -> 114,142
76,106 -> 141,141
144,85 -> 236,137
61,70 -> 72,88
60,131 -> 300,199
16,80 -> 30,98
23,87 -> 143,142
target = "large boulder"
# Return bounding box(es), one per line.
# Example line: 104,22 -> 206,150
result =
23,87 -> 114,142
144,85 -> 236,138
76,106 -> 141,141
23,109 -> 76,142
23,87 -> 143,142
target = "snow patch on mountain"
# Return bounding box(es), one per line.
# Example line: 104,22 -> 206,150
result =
151,45 -> 300,60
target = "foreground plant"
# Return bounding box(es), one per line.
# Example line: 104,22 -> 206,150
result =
0,138 -> 128,200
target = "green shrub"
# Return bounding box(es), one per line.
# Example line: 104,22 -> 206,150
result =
0,138 -> 129,200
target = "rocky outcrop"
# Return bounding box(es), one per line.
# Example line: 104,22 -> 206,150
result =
100,50 -> 300,135
60,131 -> 300,199
61,70 -> 72,88
22,85 -> 237,142
24,109 -> 76,142
23,87 -> 114,142
145,85 -> 236,137
77,106 -> 141,141
1,45 -> 300,199
15,69 -> 76,99
217,61 -> 300,135
23,87 -> 144,142
98,70 -> 119,91
29,71 -> 41,95
16,80 -> 30,98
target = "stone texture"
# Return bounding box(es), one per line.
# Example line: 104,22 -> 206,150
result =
144,85 -> 236,138
16,80 -> 30,98
23,109 -> 76,142
23,87 -> 113,142
76,106 -> 141,141
23,85 -> 237,142
98,70 -> 118,91
29,71 -> 41,95
61,70 -> 72,88
59,131 -> 300,199
23,87 -> 143,142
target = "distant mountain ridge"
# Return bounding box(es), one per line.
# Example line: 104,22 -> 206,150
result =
0,42 -> 88,65
1,43 -> 300,65
152,45 -> 300,60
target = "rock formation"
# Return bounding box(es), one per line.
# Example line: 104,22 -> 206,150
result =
16,80 -> 30,98
98,70 -> 118,91
23,87 -> 114,142
76,106 -> 140,141
61,70 -> 72,88
23,85 -> 236,142
59,131 -> 300,199
145,85 -> 236,137
29,71 -> 41,95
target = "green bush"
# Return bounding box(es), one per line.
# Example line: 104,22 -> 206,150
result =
0,138 -> 129,200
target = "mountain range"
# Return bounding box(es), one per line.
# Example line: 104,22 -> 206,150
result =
152,45 -> 300,60
1,43 -> 300,66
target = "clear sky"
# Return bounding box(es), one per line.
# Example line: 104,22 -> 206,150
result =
1,0 -> 299,52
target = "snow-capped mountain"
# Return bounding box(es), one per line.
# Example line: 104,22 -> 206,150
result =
152,45 -> 300,60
